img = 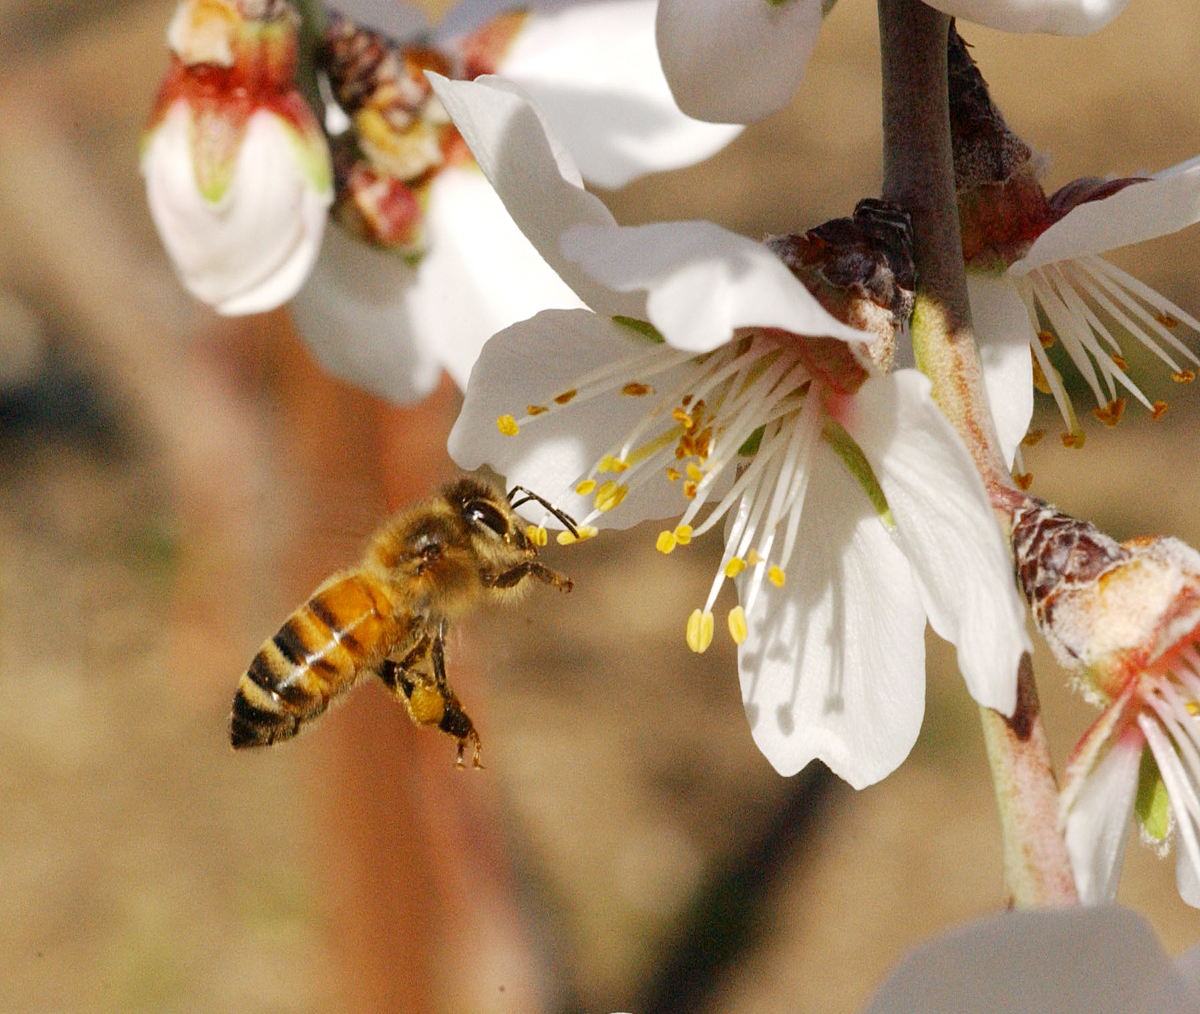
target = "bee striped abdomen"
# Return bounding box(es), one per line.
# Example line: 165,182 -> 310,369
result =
230,573 -> 399,748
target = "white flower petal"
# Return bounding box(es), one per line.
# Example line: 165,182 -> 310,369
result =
142,105 -> 331,315
427,73 -> 644,318
449,308 -> 704,528
1176,842 -> 1200,909
560,221 -> 871,353
289,225 -> 441,403
655,0 -> 823,124
737,443 -> 927,788
928,0 -> 1131,34
839,370 -> 1029,715
407,167 -> 588,391
862,907 -> 1196,1014
968,272 -> 1037,468
1016,156 -> 1200,272
498,0 -> 742,188
1063,727 -> 1141,904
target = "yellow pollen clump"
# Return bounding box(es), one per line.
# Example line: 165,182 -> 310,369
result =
746,549 -> 763,566
686,609 -> 714,654
1187,699 -> 1200,717
728,606 -> 748,646
1037,330 -> 1056,349
672,407 -> 694,429
665,467 -> 681,482
1156,313 -> 1181,329
683,481 -> 698,500
1109,353 -> 1128,371
1092,398 -> 1126,427
557,525 -> 598,545
724,557 -> 747,578
768,566 -> 786,588
1062,430 -> 1085,449
622,382 -> 654,396
1021,429 -> 1045,447
526,404 -> 549,416
497,415 -> 519,436
1172,370 -> 1196,384
1014,472 -> 1033,491
525,525 -> 548,546
554,389 -> 578,405
1152,401 -> 1168,420
576,479 -> 597,495
686,463 -> 703,482
674,525 -> 693,546
594,481 -> 628,512
598,454 -> 629,473
656,531 -> 677,554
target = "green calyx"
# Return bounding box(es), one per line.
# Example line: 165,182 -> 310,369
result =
1135,748 -> 1171,842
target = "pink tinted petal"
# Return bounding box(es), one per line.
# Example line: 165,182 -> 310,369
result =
498,0 -> 742,187
862,908 -> 1194,1014
561,221 -> 870,354
967,272 -> 1036,467
1016,156 -> 1200,272
427,74 -> 644,318
839,371 -> 1028,715
929,0 -> 1131,34
737,443 -> 926,788
656,0 -> 822,124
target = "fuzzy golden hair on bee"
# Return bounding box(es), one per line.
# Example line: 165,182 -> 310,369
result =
229,476 -> 575,766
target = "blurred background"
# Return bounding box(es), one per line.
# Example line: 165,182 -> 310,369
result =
0,0 -> 1197,1011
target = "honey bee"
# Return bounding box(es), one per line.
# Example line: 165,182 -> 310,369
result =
230,477 -> 576,767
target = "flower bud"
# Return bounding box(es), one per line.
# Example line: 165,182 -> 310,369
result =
141,0 -> 332,314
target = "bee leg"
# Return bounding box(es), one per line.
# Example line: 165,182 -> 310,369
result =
431,621 -> 483,770
485,561 -> 573,593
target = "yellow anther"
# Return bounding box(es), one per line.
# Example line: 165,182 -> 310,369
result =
768,566 -> 786,588
674,525 -> 693,546
1172,370 -> 1196,384
497,415 -> 519,436
622,382 -> 654,396
1030,353 -> 1052,395
672,407 -> 694,429
576,479 -> 597,495
724,557 -> 747,578
1152,400 -> 1168,420
746,549 -> 763,566
1014,472 -> 1033,491
597,454 -> 629,473
1156,313 -> 1181,329
1037,330 -> 1056,349
1061,430 -> 1085,449
1092,398 -> 1125,427
693,428 -> 712,460
525,525 -> 548,546
727,606 -> 748,646
683,481 -> 698,500
557,525 -> 598,545
554,389 -> 578,405
686,609 -> 714,654
1188,699 -> 1200,717
594,481 -> 628,513
1109,353 -> 1128,371
1021,429 -> 1045,447
685,463 -> 703,482
656,531 -> 677,554
526,404 -> 549,416
665,467 -> 681,482
681,394 -> 693,407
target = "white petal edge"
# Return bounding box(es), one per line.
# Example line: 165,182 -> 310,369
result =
498,0 -> 743,188
1015,156 -> 1200,272
427,73 -> 644,319
1062,727 -> 1141,904
561,221 -> 872,354
737,443 -> 927,789
968,272 -> 1037,467
839,370 -> 1028,715
655,0 -> 823,124
928,0 -> 1131,34
289,224 -> 441,404
449,308 -> 718,529
861,907 -> 1195,1014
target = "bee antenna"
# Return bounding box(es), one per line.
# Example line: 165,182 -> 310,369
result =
507,486 -> 580,538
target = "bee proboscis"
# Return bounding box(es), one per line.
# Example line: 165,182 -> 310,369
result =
230,477 -> 576,767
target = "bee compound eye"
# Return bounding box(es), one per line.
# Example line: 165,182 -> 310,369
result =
464,499 -> 509,538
